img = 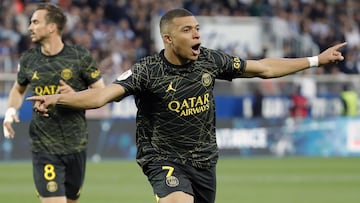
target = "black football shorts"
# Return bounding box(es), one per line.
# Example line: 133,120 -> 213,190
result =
32,150 -> 86,200
143,160 -> 216,203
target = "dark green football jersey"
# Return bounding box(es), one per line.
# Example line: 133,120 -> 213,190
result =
17,44 -> 102,155
115,47 -> 246,168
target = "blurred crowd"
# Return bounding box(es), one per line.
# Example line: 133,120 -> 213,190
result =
0,0 -> 359,85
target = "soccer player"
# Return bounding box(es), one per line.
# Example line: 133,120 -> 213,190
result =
28,8 -> 346,203
2,3 -> 105,203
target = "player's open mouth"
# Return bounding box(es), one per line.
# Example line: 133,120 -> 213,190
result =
192,43 -> 201,55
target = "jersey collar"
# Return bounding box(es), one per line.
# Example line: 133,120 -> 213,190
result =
160,50 -> 195,73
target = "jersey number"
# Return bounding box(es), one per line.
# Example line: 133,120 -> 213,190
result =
162,166 -> 174,178
44,164 -> 56,181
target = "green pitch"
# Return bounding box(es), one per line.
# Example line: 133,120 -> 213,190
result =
0,157 -> 359,203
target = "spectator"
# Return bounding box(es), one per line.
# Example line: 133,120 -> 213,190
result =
0,0 -> 359,98
340,47 -> 360,74
289,85 -> 310,118
340,83 -> 358,116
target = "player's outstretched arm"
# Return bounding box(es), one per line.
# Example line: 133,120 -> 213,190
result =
27,83 -> 125,117
242,42 -> 347,78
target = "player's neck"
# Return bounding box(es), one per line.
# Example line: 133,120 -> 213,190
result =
164,48 -> 190,66
40,36 -> 64,56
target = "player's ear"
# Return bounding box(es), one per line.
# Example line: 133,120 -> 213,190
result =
163,33 -> 172,44
47,22 -> 57,33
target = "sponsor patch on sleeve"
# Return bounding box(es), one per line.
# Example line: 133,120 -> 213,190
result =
116,69 -> 132,81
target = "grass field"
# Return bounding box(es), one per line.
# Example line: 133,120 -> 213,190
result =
0,157 -> 359,203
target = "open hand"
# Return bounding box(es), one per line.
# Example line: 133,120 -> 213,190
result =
3,108 -> 19,138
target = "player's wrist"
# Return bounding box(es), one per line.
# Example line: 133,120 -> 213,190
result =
4,107 -> 16,123
307,56 -> 319,68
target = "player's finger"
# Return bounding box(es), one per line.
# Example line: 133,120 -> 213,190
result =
59,79 -> 67,86
32,100 -> 41,111
33,105 -> 49,117
58,80 -> 74,94
12,114 -> 20,123
3,122 -> 15,138
26,96 -> 44,101
332,42 -> 347,50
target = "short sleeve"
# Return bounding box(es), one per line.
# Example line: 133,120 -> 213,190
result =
80,48 -> 102,85
17,55 -> 30,86
211,49 -> 247,80
113,62 -> 149,98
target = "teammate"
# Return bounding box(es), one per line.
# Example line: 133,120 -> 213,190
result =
2,3 -> 105,203
28,8 -> 346,203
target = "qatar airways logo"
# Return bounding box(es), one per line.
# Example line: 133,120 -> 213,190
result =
168,93 -> 210,116
34,85 -> 60,95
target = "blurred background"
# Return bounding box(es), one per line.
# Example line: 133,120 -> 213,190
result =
1,0 -> 360,160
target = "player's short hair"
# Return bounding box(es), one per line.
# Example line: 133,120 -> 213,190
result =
160,8 -> 194,34
35,3 -> 67,33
